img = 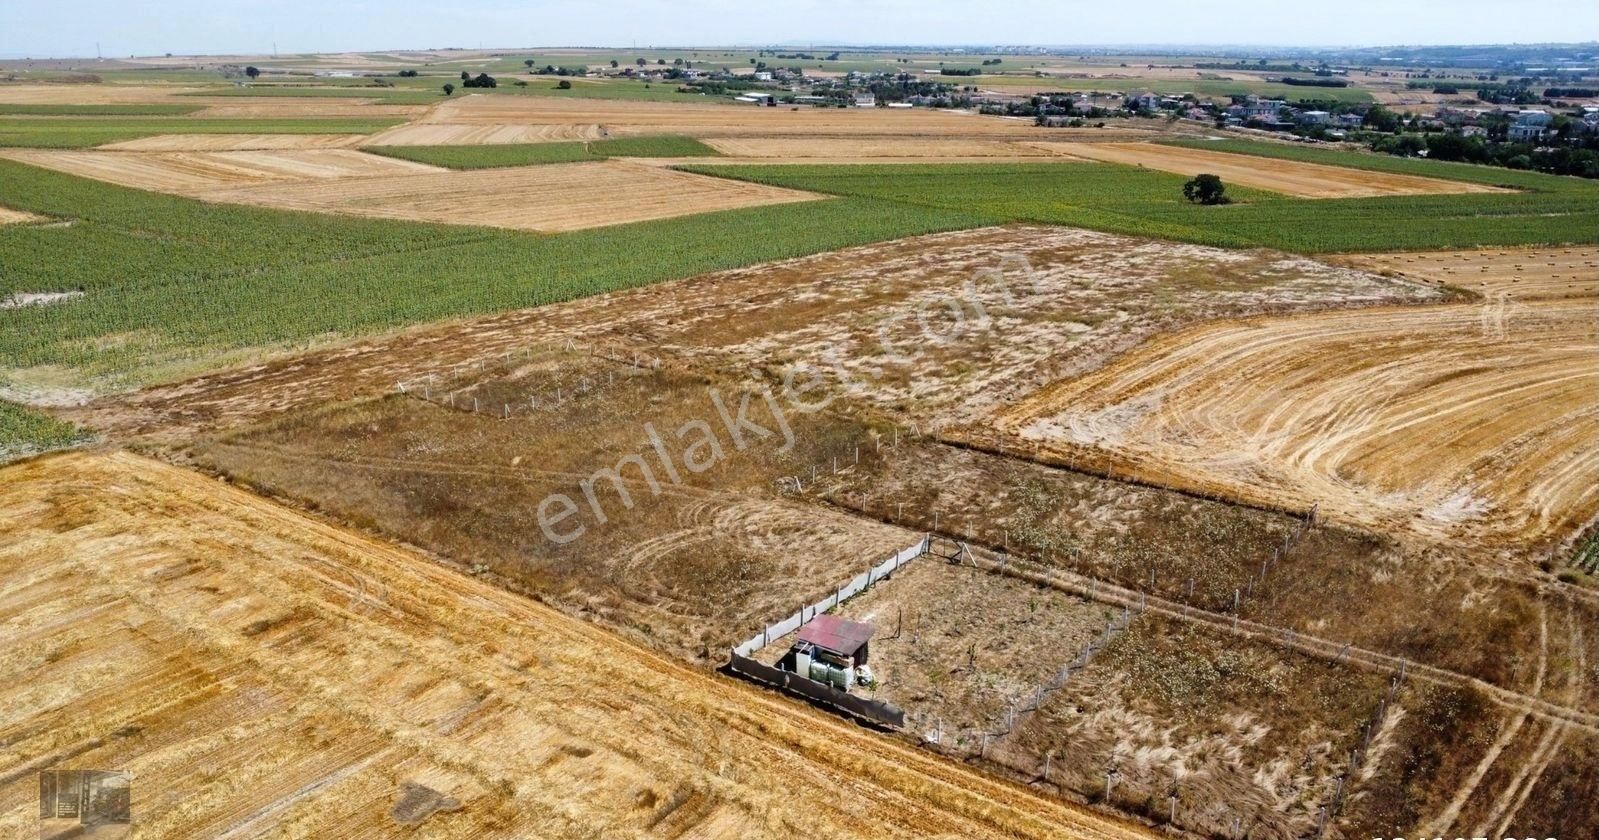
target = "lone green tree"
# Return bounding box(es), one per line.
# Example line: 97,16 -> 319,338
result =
442,82 -> 455,96
1182,173 -> 1230,205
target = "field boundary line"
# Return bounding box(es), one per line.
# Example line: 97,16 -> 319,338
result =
955,545 -> 1599,735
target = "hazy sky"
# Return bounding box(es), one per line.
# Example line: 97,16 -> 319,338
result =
3,0 -> 1596,59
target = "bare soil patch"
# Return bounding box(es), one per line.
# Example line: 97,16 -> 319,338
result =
0,204 -> 45,224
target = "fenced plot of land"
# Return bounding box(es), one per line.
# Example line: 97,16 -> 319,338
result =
0,450 -> 1150,840
755,558 -> 1115,747
1039,142 -> 1509,198
1332,246 -> 1599,301
985,299 -> 1599,550
997,614 -> 1394,840
189,352 -> 914,661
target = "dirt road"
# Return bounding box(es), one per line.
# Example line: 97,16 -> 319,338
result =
0,450 -> 1157,839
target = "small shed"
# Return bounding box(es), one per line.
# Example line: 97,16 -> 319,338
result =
797,614 -> 875,665
784,614 -> 877,691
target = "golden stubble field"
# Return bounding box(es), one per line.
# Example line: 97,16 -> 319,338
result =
1044,142 -> 1509,198
983,297 -> 1598,550
0,148 -> 822,231
0,450 -> 1157,840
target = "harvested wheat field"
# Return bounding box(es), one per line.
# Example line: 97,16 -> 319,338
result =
0,451 -> 1156,839
0,147 -> 442,192
1041,142 -> 1507,198
361,122 -> 607,145
983,300 -> 1599,549
194,159 -> 820,231
1332,247 -> 1599,301
0,84 -> 199,104
63,225 -> 1439,442
703,136 -> 1074,159
184,99 -> 424,119
98,133 -> 370,151
411,93 -> 1044,138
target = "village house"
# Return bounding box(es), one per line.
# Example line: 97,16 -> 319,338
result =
1508,109 -> 1554,141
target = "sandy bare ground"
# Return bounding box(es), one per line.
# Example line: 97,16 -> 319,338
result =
981,299 -> 1599,549
0,147 -> 443,191
1038,142 -> 1507,198
1331,247 -> 1599,302
0,205 -> 44,224
99,133 -> 370,151
415,93 -> 1046,138
0,450 -> 1156,840
194,159 -> 820,231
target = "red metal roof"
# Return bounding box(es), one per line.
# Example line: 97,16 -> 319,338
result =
796,614 -> 875,656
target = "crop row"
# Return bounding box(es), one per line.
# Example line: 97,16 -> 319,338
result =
0,159 -> 981,389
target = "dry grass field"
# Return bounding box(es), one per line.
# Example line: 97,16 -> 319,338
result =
1042,142 -> 1509,197
1332,246 -> 1599,301
194,158 -> 820,230
0,450 -> 1156,840
66,225 -> 1440,442
983,299 -> 1599,550
185,351 -> 915,661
